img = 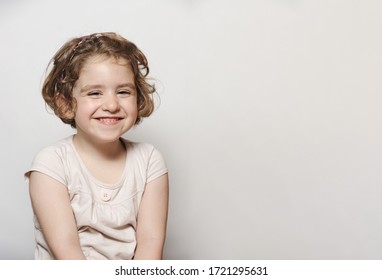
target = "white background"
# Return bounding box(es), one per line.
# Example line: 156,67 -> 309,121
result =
1,0 -> 382,259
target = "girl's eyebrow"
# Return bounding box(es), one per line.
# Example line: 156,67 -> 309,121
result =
118,83 -> 136,90
80,83 -> 136,93
80,84 -> 103,93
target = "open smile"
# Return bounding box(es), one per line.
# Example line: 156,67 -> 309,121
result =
95,117 -> 124,125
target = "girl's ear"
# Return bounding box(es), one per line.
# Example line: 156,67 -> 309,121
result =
54,92 -> 76,120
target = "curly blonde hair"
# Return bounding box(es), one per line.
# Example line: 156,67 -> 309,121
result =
42,32 -> 155,127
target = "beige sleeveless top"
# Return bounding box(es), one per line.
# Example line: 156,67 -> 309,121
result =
25,136 -> 168,260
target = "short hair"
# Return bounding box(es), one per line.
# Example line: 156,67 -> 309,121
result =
42,32 -> 155,128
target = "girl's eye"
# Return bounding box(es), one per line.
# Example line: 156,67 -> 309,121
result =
87,91 -> 101,97
118,91 -> 131,96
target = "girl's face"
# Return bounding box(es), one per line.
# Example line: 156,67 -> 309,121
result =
72,55 -> 138,144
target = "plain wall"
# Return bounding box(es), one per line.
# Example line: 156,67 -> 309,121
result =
1,0 -> 382,259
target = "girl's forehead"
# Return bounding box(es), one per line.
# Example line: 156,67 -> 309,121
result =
78,55 -> 133,77
74,54 -> 135,87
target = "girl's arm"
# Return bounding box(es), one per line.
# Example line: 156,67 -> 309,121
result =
29,171 -> 86,259
134,174 -> 169,260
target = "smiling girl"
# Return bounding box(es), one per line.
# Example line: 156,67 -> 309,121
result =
25,32 -> 169,260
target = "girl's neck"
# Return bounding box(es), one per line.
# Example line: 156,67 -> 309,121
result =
72,133 -> 126,161
72,134 -> 127,185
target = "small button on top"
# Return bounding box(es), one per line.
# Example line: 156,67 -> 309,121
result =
100,189 -> 112,202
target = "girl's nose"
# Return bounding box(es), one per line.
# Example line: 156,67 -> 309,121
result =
102,93 -> 120,112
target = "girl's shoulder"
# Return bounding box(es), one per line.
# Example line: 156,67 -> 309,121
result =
121,138 -> 156,154
121,138 -> 168,181
121,138 -> 166,163
34,136 -> 74,159
25,136 -> 75,184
